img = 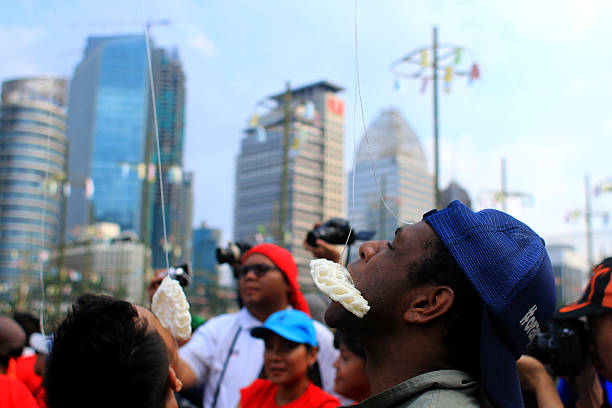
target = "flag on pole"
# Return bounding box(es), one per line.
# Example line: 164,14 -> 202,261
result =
420,77 -> 429,94
85,178 -> 95,199
469,63 -> 481,84
249,113 -> 259,128
454,48 -> 462,65
420,49 -> 430,68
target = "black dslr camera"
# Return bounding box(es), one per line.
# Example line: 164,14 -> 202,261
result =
306,218 -> 375,247
216,241 -> 252,265
526,317 -> 590,377
167,264 -> 191,288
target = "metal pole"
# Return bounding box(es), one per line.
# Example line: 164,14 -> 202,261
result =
433,26 -> 440,208
279,82 -> 291,247
501,157 -> 507,212
585,174 -> 594,268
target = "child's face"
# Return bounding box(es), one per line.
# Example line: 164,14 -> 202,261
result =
263,333 -> 317,386
333,343 -> 370,401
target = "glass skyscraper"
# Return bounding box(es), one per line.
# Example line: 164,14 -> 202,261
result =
0,77 -> 68,312
149,48 -> 192,270
66,36 -> 192,272
66,35 -> 150,238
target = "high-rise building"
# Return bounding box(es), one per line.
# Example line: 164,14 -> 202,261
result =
66,35 -> 150,238
0,77 -> 68,312
149,48 -> 192,270
65,36 -> 192,271
348,109 -> 433,242
234,81 -> 345,284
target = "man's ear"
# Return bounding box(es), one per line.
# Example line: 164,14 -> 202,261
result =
168,366 -> 183,392
403,286 -> 454,324
164,367 -> 182,408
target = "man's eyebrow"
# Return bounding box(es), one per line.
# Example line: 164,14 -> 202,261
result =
394,227 -> 402,237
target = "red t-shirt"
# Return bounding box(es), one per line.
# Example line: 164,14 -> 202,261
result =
15,354 -> 46,407
241,379 -> 340,408
0,374 -> 39,408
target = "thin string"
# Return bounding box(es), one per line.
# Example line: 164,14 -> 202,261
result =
352,0 -> 413,227
339,0 -> 360,262
141,0 -> 171,271
38,109 -> 52,335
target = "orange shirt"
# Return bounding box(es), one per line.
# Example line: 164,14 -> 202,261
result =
0,374 -> 39,408
241,378 -> 340,408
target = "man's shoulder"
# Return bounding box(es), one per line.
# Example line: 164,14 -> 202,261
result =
403,386 -> 481,408
351,370 -> 482,408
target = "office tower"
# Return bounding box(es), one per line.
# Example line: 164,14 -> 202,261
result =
348,109 -> 433,242
149,48 -> 192,270
65,36 -> 192,271
0,77 -> 68,312
234,81 -> 345,284
66,35 -> 150,238
440,180 -> 472,209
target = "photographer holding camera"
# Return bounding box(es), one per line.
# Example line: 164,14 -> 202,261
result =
174,243 -> 340,408
519,257 -> 612,408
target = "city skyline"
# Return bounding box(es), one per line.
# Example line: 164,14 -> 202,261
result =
2,1 -> 612,265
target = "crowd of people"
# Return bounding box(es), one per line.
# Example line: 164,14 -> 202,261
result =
1,200 -> 611,407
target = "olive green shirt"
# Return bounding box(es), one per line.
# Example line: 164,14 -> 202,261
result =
347,370 -> 491,408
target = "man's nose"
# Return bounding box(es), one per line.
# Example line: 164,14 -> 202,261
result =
358,241 -> 385,262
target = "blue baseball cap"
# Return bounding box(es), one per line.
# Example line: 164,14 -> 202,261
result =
424,201 -> 556,408
251,309 -> 318,347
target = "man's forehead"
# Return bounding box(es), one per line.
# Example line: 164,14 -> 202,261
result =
394,221 -> 436,243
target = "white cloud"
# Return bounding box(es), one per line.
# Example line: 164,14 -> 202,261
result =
178,23 -> 216,57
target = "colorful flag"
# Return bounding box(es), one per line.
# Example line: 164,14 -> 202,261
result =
249,113 -> 259,128
121,162 -> 130,178
469,63 -> 481,83
137,163 -> 146,179
85,178 -> 94,199
420,49 -> 430,68
420,77 -> 429,94
454,48 -> 462,65
148,164 -> 156,182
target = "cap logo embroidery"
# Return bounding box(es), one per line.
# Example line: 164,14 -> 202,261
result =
519,304 -> 540,342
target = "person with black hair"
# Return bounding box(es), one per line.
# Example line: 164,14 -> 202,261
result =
45,294 -> 183,408
323,201 -> 557,408
333,330 -> 370,402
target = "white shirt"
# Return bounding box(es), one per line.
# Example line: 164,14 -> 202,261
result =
179,307 -> 340,408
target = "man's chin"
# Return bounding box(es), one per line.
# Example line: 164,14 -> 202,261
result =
324,300 -> 356,328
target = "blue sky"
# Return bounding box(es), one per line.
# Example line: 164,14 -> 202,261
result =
2,0 -> 612,263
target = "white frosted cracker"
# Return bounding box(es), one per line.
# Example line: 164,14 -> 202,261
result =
151,277 -> 192,341
310,258 -> 370,318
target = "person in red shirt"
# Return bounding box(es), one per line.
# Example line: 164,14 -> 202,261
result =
240,310 -> 340,408
0,316 -> 38,408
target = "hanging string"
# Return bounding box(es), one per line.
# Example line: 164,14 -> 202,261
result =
141,0 -> 171,272
339,0 -> 360,262
352,0 -> 413,227
37,109 -> 53,335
